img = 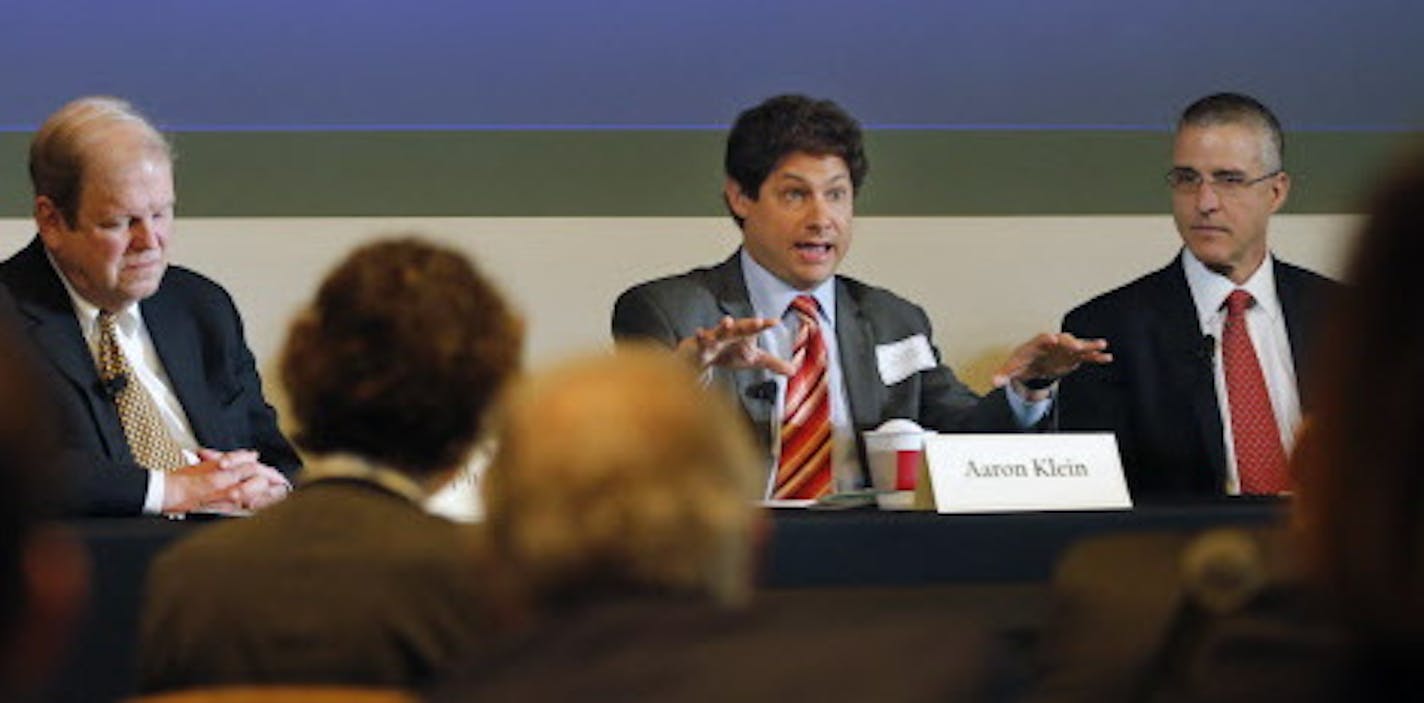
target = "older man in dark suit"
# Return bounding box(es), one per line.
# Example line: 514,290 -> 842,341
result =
1058,93 -> 1339,498
0,96 -> 297,516
614,94 -> 1108,499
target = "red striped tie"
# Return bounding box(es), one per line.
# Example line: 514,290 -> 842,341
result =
773,295 -> 833,499
1222,290 -> 1289,494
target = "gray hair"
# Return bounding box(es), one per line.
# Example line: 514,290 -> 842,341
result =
29,96 -> 172,227
1178,92 -> 1285,173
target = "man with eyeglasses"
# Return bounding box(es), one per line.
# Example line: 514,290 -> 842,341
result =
1058,92 -> 1339,499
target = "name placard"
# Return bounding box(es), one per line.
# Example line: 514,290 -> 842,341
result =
922,433 -> 1131,513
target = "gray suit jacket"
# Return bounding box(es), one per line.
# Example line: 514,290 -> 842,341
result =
612,251 -> 1023,480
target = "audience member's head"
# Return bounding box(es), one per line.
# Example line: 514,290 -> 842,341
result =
0,287 -> 87,698
723,94 -> 868,229
1295,149 -> 1424,648
481,347 -> 763,609
280,237 -> 522,480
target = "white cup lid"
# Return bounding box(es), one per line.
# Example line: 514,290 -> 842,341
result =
872,418 -> 925,434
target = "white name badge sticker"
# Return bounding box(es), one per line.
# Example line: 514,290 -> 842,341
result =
875,334 -> 936,386
924,433 -> 1131,513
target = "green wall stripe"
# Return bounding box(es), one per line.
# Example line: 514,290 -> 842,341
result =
2,130 -> 1417,217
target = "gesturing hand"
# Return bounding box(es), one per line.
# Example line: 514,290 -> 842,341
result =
675,316 -> 796,376
992,332 -> 1112,396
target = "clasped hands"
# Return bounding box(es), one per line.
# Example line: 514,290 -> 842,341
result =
163,448 -> 291,515
676,316 -> 1111,399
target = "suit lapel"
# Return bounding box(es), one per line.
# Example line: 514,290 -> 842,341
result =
142,284 -> 224,449
1275,261 -> 1306,363
1273,259 -> 1314,410
23,296 -> 100,395
1151,260 -> 1228,479
833,278 -> 882,432
5,238 -> 132,459
22,296 -> 124,453
709,253 -> 756,321
707,254 -> 776,443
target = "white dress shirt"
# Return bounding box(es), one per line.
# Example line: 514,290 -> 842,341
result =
1181,250 -> 1301,495
49,254 -> 199,514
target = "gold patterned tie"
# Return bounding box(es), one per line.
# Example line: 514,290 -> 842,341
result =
96,311 -> 187,472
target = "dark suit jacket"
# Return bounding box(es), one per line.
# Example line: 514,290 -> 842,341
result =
612,251 -> 1023,479
139,478 -> 493,691
426,594 -> 995,702
1058,255 -> 1338,498
1027,527 -> 1350,703
0,237 -> 299,515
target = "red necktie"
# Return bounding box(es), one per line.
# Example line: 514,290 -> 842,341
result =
1221,290 -> 1288,494
772,296 -> 833,499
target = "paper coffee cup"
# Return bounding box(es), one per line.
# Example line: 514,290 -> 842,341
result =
863,419 -> 928,510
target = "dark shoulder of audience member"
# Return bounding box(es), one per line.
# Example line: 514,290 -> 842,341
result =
281,237 -> 522,477
1294,147 -> 1424,698
0,285 -> 87,700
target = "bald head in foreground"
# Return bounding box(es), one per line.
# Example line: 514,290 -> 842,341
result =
429,349 -> 997,701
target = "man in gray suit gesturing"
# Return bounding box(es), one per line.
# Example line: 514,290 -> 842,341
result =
614,94 -> 1108,499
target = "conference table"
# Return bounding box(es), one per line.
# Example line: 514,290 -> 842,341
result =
50,500 -> 1283,702
763,498 -> 1282,586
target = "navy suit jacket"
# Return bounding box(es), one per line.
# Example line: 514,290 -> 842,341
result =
612,251 -> 1023,481
1058,254 -> 1338,498
0,237 -> 299,515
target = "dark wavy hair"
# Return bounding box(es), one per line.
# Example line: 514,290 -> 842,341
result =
280,237 -> 522,475
723,94 -> 868,228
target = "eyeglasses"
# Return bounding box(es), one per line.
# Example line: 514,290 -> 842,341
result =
1166,168 -> 1282,194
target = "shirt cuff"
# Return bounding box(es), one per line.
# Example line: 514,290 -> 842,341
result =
1006,385 -> 1053,428
143,470 -> 166,515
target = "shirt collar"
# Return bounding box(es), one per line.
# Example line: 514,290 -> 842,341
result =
739,247 -> 836,325
1181,248 -> 1281,325
44,247 -> 144,338
298,453 -> 432,505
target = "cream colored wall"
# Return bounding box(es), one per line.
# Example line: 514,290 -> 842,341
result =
0,214 -> 1359,393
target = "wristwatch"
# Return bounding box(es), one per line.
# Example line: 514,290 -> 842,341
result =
1021,376 -> 1057,390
